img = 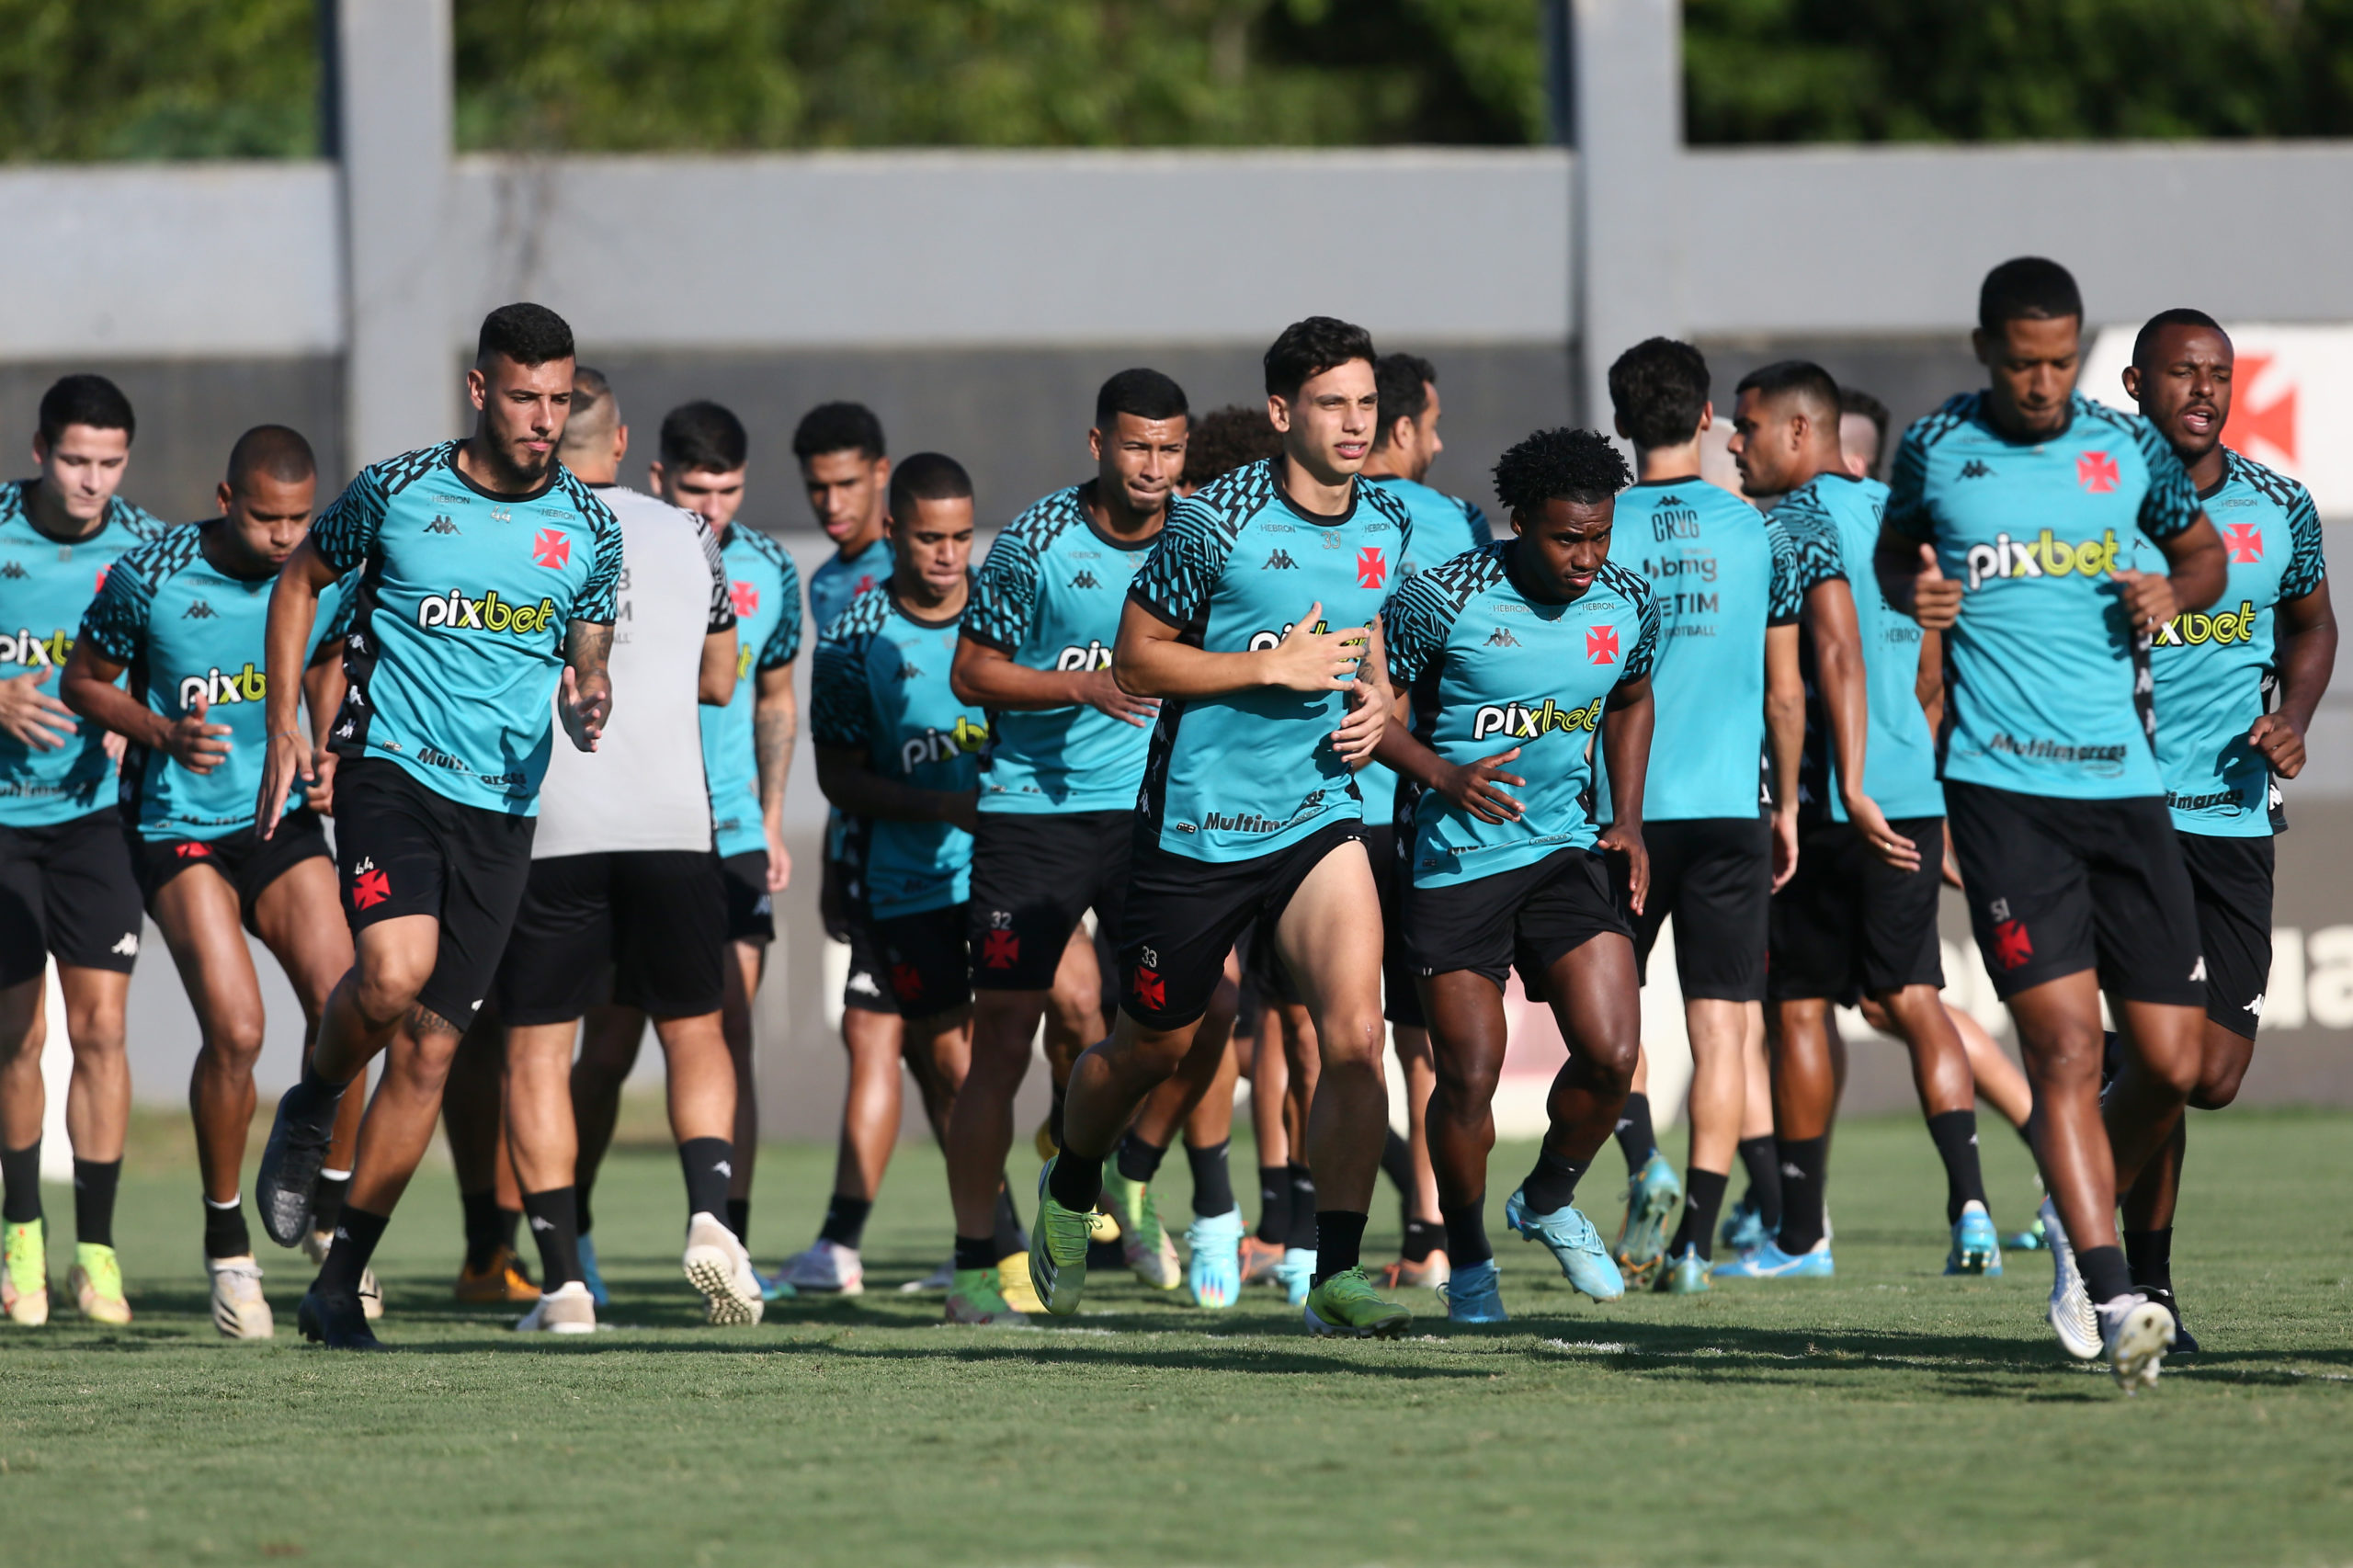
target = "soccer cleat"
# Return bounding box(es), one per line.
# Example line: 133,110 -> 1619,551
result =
1439,1257 -> 1506,1324
2098,1295 -> 2175,1393
1302,1266 -> 1412,1338
945,1267 -> 1030,1325
1239,1235 -> 1284,1287
682,1211 -> 765,1325
575,1233 -> 610,1308
297,1286 -> 385,1350
2004,1216 -> 2048,1252
2040,1199 -> 2100,1360
781,1240 -> 865,1296
1274,1246 -> 1317,1307
1373,1251 -> 1453,1291
2141,1286 -> 2199,1357
255,1078 -> 344,1248
515,1279 -> 597,1335
69,1243 -> 132,1324
1711,1237 -> 1834,1280
1185,1209 -> 1245,1310
1719,1195 -> 1768,1255
1506,1188 -> 1625,1302
3,1220 -> 48,1326
1028,1159 -> 1093,1317
207,1255 -> 274,1339
304,1228 -> 382,1321
1613,1151 -> 1680,1286
1104,1173 -> 1181,1290
455,1244 -> 541,1305
1653,1244 -> 1711,1294
1945,1200 -> 2002,1277
757,1269 -> 799,1303
1085,1208 -> 1121,1246
898,1259 -> 955,1293
996,1253 -> 1044,1315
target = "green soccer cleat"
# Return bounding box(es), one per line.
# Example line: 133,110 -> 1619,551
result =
1302,1267 -> 1412,1339
944,1267 -> 1029,1325
69,1243 -> 131,1325
1103,1172 -> 1181,1290
3,1219 -> 49,1326
1028,1159 -> 1093,1316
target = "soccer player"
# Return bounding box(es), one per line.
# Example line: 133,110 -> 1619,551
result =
1376,425 -> 1655,1323
0,375 -> 164,1328
59,427 -> 361,1337
1598,338 -> 1805,1293
1179,406 -> 1285,498
2119,308 -> 2334,1350
1722,361 -> 2000,1280
1874,257 -> 2227,1390
1028,316 -> 1414,1338
251,302 -> 622,1350
1838,389 -> 1893,482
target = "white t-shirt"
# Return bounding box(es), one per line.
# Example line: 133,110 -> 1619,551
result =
531,484 -> 734,858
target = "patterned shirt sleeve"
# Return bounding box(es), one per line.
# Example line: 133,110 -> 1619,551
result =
1381,566 -> 1460,687
1620,574 -> 1661,686
760,550 -> 804,670
308,468 -> 389,575
1128,496 -> 1236,629
78,551 -> 153,667
2131,419 -> 2200,542
1765,519 -> 1804,627
1883,425 -> 1936,544
810,633 -> 871,752
964,526 -> 1043,653
571,497 -> 625,623
1773,494 -> 1848,595
1461,498 -> 1494,548
693,514 -> 737,636
2282,483 -> 2327,600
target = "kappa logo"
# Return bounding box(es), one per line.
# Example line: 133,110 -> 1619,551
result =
2246,991 -> 2266,1017
2189,955 -> 2208,983
1586,625 -> 1620,664
1958,460 -> 1995,481
110,932 -> 138,956
423,515 -> 460,535
2222,521 -> 2264,564
2076,450 -> 2120,494
730,580 -> 759,618
531,528 -> 571,569
182,599 -> 217,619
1264,551 -> 1298,570
1069,570 -> 1101,589
1054,640 -> 1112,672
1357,547 -> 1387,589
0,562 -> 22,579
1484,626 -> 1519,648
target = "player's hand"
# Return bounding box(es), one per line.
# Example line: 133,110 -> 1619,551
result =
1940,819 -> 1963,890
102,729 -> 128,767
160,689 -> 234,775
560,665 -> 610,752
1844,792 -> 1922,872
2111,569 -> 2178,637
304,747 -> 338,815
1911,545 -> 1961,630
1072,667 -> 1160,728
1332,677 -> 1386,766
1598,819 -> 1648,916
2246,711 -> 2307,778
0,668 -> 78,751
941,792 -> 980,834
1438,745 -> 1525,824
765,820 -> 793,892
255,728 -> 314,840
1770,803 -> 1801,892
1258,602 -> 1366,692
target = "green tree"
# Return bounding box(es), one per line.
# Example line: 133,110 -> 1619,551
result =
0,0 -> 318,160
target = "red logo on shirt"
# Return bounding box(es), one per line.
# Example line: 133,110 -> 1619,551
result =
730,580 -> 759,617
531,529 -> 572,569
1586,625 -> 1620,664
1131,966 -> 1165,1012
1994,918 -> 2033,970
853,574 -> 876,597
982,929 -> 1020,970
2075,451 -> 2120,494
1357,548 -> 1386,589
353,867 -> 392,910
2222,522 -> 2264,564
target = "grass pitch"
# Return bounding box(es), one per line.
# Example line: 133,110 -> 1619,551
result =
4,1108 -> 2350,1566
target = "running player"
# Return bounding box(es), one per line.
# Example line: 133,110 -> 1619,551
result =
252,302 -> 622,1350
58,427 -> 361,1337
2118,308 -> 2334,1351
1721,361 -> 1999,1280
0,375 -> 164,1328
942,369 -> 1192,1325
1029,316 -> 1415,1338
1875,257 -> 2227,1390
1377,425 -> 1655,1323
1598,338 -> 1805,1293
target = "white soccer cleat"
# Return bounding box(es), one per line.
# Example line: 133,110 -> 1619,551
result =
2098,1294 -> 2175,1393
780,1239 -> 864,1296
897,1258 -> 955,1294
2040,1199 -> 2100,1360
515,1279 -> 597,1335
207,1256 -> 275,1340
684,1212 -> 765,1325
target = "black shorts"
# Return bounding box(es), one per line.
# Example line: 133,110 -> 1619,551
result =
333,758 -> 537,1030
131,810 -> 334,937
494,851 -> 728,1025
1945,780 -> 2203,1007
1118,816 -> 1367,1031
1620,816 -> 1771,1003
2178,832 -> 2273,1040
967,809 -> 1131,992
0,806 -> 145,986
1404,845 -> 1631,995
1368,822 -> 1426,1030
722,850 -> 775,944
1767,816 -> 1946,1005
819,846 -> 852,943
870,903 -> 971,1020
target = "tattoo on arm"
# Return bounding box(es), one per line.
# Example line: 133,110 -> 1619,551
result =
756,687 -> 799,812
564,619 -> 614,681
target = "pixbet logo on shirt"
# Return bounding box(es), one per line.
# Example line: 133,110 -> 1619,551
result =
899,715 -> 990,771
1470,694 -> 1604,743
0,627 -> 71,666
2154,599 -> 2259,649
176,663 -> 267,710
415,588 -> 561,635
1245,618 -> 1370,653
1961,529 -> 2123,592
1054,640 -> 1113,672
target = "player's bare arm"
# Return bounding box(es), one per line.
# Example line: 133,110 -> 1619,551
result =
1330,615 -> 1389,765
1114,596 -> 1362,699
1802,575 -> 1918,870
256,534 -> 339,836
60,641 -> 231,775
1597,671 -> 1655,915
1372,675 -> 1524,825
952,637 -> 1159,727
2251,575 -> 2338,778
560,618 -> 614,752
1877,531 -> 1961,631
755,663 -> 797,891
2114,511 -> 2226,631
815,743 -> 978,834
699,624 -> 738,707
301,639 -> 345,815
0,664 -> 78,752
1764,622 -> 1805,891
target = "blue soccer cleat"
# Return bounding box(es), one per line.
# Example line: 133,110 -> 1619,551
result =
577,1233 -> 611,1307
1719,1195 -> 1769,1255
1711,1237 -> 1834,1280
1185,1209 -> 1245,1310
1274,1246 -> 1317,1307
1653,1243 -> 1711,1294
1440,1257 -> 1507,1324
1945,1200 -> 2003,1277
1505,1188 -> 1624,1302
1614,1151 -> 1681,1286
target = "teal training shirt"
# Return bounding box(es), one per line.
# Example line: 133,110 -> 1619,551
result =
1886,392 -> 2200,801
963,484 -> 1157,814
1366,473 -> 1492,583
310,443 -> 623,815
1385,540 -> 1657,887
699,525 -> 804,859
0,483 -> 167,825
1126,459 -> 1413,863
2154,449 -> 2325,836
811,534 -> 893,862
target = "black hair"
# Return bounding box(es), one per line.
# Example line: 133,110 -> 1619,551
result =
1095,368 -> 1189,428
1839,387 -> 1892,475
1181,405 -> 1284,491
475,301 -> 575,368
38,374 -> 135,446
2131,307 -> 2228,369
1607,338 -> 1711,450
793,401 -> 886,463
1372,353 -> 1438,450
569,366 -> 615,419
1264,316 -> 1377,401
1493,427 -> 1631,515
888,451 -> 973,520
224,425 -> 316,490
1978,256 -> 2083,335
660,400 -> 748,473
1734,359 -> 1842,422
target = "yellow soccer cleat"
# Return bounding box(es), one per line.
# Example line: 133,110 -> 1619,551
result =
3,1220 -> 49,1326
69,1243 -> 133,1325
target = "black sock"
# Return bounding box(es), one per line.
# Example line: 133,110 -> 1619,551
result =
1670,1167 -> 1729,1262
953,1233 -> 998,1272
992,1182 -> 1026,1256
1775,1135 -> 1829,1254
498,1205 -> 523,1254
1614,1093 -> 1656,1171
2078,1243 -> 2132,1307
1285,1164 -> 1318,1250
522,1187 -> 582,1290
0,1141 -> 40,1224
1735,1136 -> 1782,1234
1115,1131 -> 1167,1186
818,1193 -> 873,1250
726,1197 -> 751,1245
311,1170 -> 350,1236
73,1158 -> 120,1248
318,1207 -> 390,1294
575,1184 -> 595,1239
1312,1210 -> 1369,1283
1401,1217 -> 1443,1263
1380,1127 -> 1415,1199
1256,1165 -> 1290,1244
1925,1109 -> 1988,1224
460,1187 -> 502,1272
1048,1086 -> 1066,1151
1047,1149 -> 1103,1215
1442,1196 -> 1492,1267
1519,1148 -> 1589,1214
1186,1139 -> 1235,1218
2123,1227 -> 2174,1294
203,1196 -> 252,1259
676,1137 -> 733,1222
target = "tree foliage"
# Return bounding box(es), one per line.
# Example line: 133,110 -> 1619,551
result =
0,0 -> 319,160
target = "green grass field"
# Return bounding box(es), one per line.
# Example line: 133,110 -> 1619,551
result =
5,1108 -> 2350,1567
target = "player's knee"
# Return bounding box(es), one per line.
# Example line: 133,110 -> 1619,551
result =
203,1018 -> 267,1067
352,968 -> 426,1028
1315,1016 -> 1386,1076
1435,1057 -> 1500,1115
1585,1035 -> 1640,1096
